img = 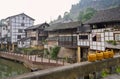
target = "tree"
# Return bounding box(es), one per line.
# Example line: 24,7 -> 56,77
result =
63,12 -> 71,21
50,46 -> 60,59
57,15 -> 62,20
78,8 -> 97,22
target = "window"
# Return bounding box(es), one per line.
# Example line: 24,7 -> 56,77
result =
79,35 -> 88,40
31,37 -> 36,40
3,27 -> 5,30
22,17 -> 25,20
96,34 -> 101,42
115,34 -> 120,41
18,29 -> 23,33
17,35 -> 21,39
22,42 -> 24,44
92,34 -> 101,42
21,23 -> 24,26
8,29 -> 10,32
33,29 -> 36,31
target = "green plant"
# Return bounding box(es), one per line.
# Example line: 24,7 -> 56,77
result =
106,40 -> 117,45
116,66 -> 120,73
44,49 -> 50,58
0,48 -> 8,52
102,69 -> 109,77
50,46 -> 60,59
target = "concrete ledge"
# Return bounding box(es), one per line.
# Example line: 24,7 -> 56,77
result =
8,55 -> 120,79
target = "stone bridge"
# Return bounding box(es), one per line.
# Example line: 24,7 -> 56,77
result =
0,52 -> 67,70
8,55 -> 120,79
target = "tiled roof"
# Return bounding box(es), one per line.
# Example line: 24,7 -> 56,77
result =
77,24 -> 91,33
45,21 -> 81,31
6,13 -> 35,20
25,22 -> 49,30
18,37 -> 30,42
84,7 -> 120,24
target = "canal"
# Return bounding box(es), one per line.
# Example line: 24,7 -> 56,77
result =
0,58 -> 30,79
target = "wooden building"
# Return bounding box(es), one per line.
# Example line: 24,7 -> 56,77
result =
77,24 -> 91,62
45,21 -> 81,62
84,7 -> 120,54
0,13 -> 35,51
17,37 -> 31,48
25,22 -> 49,48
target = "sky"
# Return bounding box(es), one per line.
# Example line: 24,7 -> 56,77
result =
0,0 -> 79,24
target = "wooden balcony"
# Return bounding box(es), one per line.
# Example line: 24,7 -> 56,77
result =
39,33 -> 48,36
58,36 -> 77,48
105,42 -> 120,49
58,41 -> 77,48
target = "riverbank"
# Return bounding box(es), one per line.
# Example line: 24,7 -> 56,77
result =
0,58 -> 30,79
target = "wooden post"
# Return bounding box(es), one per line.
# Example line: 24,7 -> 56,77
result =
12,44 -> 15,51
8,44 -> 11,52
34,55 -> 36,62
41,56 -> 43,62
56,59 -> 58,64
77,46 -> 81,62
48,58 -> 50,63
1,43 -> 3,49
63,59 -> 64,65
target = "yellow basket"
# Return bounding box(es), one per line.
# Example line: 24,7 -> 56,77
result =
88,53 -> 96,62
96,51 -> 103,60
103,50 -> 109,59
109,50 -> 114,58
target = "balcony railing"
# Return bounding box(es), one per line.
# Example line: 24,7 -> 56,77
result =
105,42 -> 120,49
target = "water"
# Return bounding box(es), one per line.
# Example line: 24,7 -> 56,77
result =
0,58 -> 30,79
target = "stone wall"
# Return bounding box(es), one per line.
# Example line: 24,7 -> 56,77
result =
58,47 -> 76,58
10,55 -> 120,79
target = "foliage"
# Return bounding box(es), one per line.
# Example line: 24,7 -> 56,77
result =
13,48 -> 22,54
101,69 -> 109,77
63,12 -> 71,21
50,46 -> 60,59
70,0 -> 120,21
78,8 -> 97,22
0,48 -> 8,52
13,47 -> 43,55
57,15 -> 62,20
44,49 -> 50,57
106,40 -> 117,45
116,66 -> 120,73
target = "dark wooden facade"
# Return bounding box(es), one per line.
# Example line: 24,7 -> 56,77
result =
58,29 -> 77,48
25,23 -> 49,46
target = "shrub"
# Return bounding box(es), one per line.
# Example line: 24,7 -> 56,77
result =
50,46 -> 60,59
101,69 -> 109,78
116,66 -> 120,73
106,40 -> 117,45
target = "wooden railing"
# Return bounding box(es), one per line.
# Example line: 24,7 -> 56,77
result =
0,52 -> 69,70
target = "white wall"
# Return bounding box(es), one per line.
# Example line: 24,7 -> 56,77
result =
90,29 -> 105,51
77,33 -> 90,46
18,39 -> 31,48
7,14 -> 34,43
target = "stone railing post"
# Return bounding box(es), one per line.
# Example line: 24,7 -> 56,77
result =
94,71 -> 102,79
109,66 -> 116,74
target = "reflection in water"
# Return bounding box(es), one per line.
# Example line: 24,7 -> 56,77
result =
0,58 -> 30,78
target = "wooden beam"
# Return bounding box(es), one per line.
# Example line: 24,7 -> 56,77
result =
77,46 -> 81,62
